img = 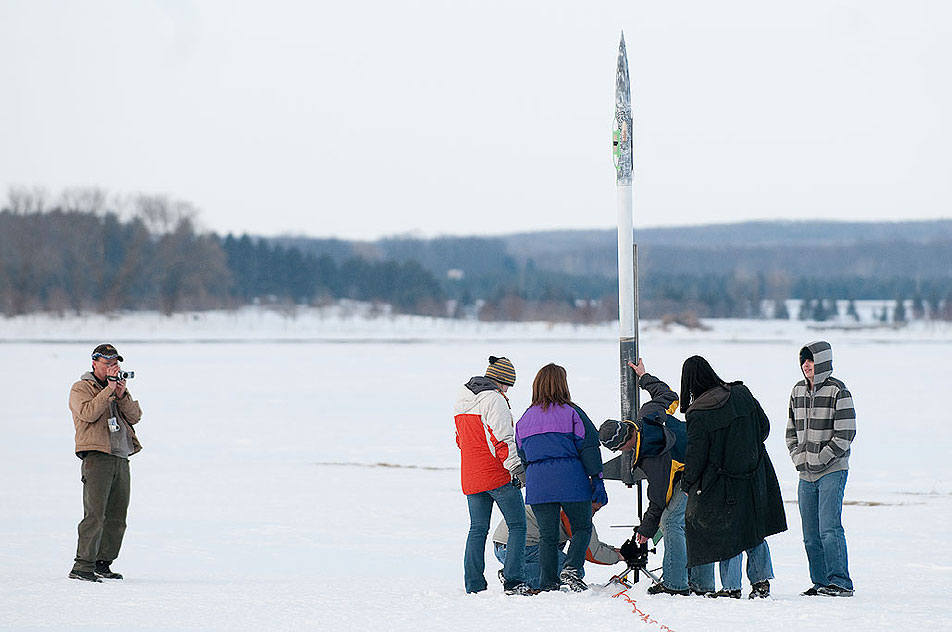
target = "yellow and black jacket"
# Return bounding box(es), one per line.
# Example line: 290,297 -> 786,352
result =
631,373 -> 685,540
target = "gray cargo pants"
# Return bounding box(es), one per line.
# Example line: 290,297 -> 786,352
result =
72,451 -> 130,572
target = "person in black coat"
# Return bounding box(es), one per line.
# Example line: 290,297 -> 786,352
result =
679,356 -> 787,598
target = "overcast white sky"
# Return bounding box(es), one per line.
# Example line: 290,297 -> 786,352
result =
1,1 -> 950,240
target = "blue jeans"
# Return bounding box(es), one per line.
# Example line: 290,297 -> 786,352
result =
663,492 -> 714,592
494,543 -> 567,590
798,469 -> 852,590
464,482 -> 526,593
533,501 -> 591,590
688,563 -> 715,593
718,540 -> 774,591
659,490 -> 689,590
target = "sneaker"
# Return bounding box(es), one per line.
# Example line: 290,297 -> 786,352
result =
707,589 -> 742,599
817,585 -> 854,597
647,582 -> 690,596
94,561 -> 123,580
749,580 -> 770,599
801,586 -> 821,596
68,570 -> 102,583
504,582 -> 537,596
559,567 -> 588,592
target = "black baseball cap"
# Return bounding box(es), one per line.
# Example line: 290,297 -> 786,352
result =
92,343 -> 123,362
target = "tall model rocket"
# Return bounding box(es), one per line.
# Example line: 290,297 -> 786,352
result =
613,33 -> 639,487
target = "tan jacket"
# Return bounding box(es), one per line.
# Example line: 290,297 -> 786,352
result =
69,372 -> 143,457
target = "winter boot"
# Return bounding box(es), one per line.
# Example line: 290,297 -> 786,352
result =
94,561 -> 123,580
504,582 -> 537,596
817,585 -> 854,597
558,567 -> 588,592
707,588 -> 742,599
647,582 -> 690,596
749,580 -> 770,599
68,570 -> 102,583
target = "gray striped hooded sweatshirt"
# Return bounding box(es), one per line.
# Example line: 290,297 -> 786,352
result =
786,340 -> 856,482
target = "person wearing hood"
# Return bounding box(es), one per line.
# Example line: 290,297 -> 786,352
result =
68,344 -> 143,583
786,341 -> 856,597
679,355 -> 787,599
454,356 -> 529,595
598,359 -> 704,596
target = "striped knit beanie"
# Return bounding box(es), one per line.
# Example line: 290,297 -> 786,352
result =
598,419 -> 636,452
485,356 -> 516,386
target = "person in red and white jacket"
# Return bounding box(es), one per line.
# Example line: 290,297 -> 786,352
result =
454,356 -> 529,595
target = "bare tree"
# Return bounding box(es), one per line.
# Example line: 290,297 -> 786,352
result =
6,186 -> 49,215
134,194 -> 198,235
0,212 -> 49,313
58,187 -> 109,214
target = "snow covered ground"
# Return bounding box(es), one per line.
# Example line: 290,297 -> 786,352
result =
1,309 -> 950,631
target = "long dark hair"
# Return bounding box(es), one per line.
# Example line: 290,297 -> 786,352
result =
679,355 -> 727,413
531,363 -> 573,412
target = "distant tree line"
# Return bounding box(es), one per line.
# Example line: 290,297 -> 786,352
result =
375,237 -> 952,323
0,188 -> 445,316
4,188 -> 952,323
0,191 -> 230,314
220,234 -> 444,312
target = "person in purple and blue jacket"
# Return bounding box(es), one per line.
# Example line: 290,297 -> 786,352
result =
515,363 -> 607,592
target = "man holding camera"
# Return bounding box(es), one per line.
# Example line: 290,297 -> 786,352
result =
68,343 -> 142,582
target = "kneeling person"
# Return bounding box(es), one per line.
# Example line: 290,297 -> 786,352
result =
493,502 -> 623,589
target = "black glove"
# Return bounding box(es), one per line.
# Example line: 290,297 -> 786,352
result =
511,464 -> 526,488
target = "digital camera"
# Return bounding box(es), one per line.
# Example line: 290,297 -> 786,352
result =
106,371 -> 135,381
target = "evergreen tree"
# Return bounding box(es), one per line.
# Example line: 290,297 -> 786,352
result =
893,297 -> 906,323
773,298 -> 789,320
797,299 -> 810,321
846,299 -> 859,322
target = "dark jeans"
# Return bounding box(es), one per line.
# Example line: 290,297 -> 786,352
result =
533,501 -> 592,590
73,452 -> 130,572
494,542 -> 569,590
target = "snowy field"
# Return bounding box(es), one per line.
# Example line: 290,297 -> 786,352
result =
1,309 -> 951,631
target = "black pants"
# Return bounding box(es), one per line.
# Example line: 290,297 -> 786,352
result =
73,452 -> 130,572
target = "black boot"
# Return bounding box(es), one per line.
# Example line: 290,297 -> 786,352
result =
817,585 -> 854,597
647,582 -> 690,596
68,570 -> 102,583
95,561 -> 123,580
749,580 -> 770,599
558,567 -> 588,592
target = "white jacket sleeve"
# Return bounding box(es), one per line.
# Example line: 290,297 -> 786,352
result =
484,392 -> 522,474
